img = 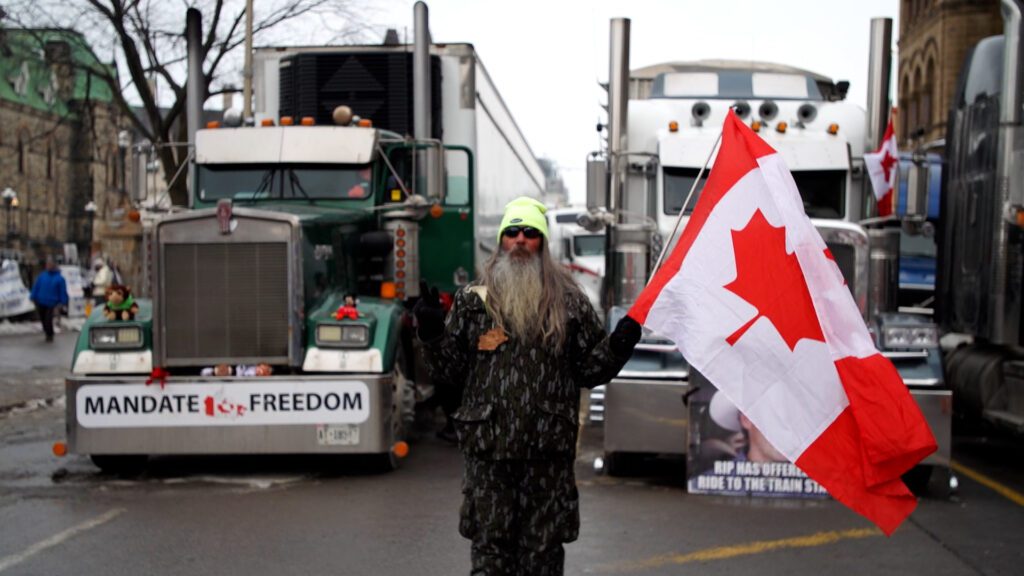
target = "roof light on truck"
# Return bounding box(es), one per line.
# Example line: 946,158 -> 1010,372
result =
827,123 -> 840,135
750,120 -> 762,133
206,121 -> 221,129
775,122 -> 788,134
669,121 -> 679,133
261,119 -> 275,127
280,116 -> 295,126
301,116 -> 315,126
358,118 -> 373,128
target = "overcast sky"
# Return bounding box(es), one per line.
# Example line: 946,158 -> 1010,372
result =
368,0 -> 901,203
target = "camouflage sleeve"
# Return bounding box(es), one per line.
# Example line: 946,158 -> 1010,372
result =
420,288 -> 473,389
569,294 -> 632,388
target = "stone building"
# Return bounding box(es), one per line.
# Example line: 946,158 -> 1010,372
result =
897,0 -> 1002,149
0,28 -> 139,286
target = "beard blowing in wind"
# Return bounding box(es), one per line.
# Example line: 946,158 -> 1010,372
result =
629,110 -> 936,535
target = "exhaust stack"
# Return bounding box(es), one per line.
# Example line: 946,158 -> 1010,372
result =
185,8 -> 203,206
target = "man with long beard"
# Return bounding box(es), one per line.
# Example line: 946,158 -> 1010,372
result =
415,197 -> 642,575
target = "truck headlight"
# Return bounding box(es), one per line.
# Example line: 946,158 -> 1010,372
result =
316,323 -> 370,348
90,326 -> 144,350
882,324 -> 938,349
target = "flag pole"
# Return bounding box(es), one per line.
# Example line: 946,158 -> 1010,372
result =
646,128 -> 724,286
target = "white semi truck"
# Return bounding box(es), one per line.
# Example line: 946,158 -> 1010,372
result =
588,20 -> 950,489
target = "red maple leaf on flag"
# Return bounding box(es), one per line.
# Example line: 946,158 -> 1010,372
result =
724,209 -> 825,351
880,150 -> 897,182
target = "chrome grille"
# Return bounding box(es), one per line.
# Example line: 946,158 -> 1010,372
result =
163,243 -> 289,362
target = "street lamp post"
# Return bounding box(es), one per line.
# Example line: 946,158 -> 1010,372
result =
2,187 -> 18,249
84,200 -> 97,255
117,130 -> 132,198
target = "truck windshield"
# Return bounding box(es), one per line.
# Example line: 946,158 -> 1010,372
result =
573,235 -> 605,257
663,167 -> 845,218
197,164 -> 373,201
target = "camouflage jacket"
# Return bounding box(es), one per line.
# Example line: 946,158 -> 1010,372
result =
422,284 -> 631,460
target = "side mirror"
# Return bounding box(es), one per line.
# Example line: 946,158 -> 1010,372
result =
422,145 -> 445,201
906,157 -> 929,219
586,156 -> 608,210
130,144 -> 151,203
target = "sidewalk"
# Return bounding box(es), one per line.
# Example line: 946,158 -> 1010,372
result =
0,329 -> 78,412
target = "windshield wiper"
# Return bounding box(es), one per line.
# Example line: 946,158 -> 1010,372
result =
286,169 -> 315,204
238,169 -> 276,204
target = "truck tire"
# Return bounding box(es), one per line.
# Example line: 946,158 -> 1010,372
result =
90,454 -> 147,477
603,451 -> 642,477
902,465 -> 933,495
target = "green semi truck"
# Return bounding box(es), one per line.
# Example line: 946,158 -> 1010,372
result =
62,3 -> 544,473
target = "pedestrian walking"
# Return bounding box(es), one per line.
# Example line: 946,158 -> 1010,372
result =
415,197 -> 641,576
29,256 -> 69,342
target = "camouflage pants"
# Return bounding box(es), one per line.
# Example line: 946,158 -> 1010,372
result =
460,457 -> 580,576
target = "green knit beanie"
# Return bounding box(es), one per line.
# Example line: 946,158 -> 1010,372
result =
497,197 -> 549,244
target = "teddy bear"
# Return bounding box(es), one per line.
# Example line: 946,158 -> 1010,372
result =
103,284 -> 139,321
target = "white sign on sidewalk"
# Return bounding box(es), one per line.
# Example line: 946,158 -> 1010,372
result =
59,264 -> 86,319
0,259 -> 34,318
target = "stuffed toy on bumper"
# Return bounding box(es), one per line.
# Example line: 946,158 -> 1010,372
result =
104,284 -> 139,321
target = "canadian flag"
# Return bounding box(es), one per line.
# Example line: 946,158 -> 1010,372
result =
630,111 -> 935,535
864,115 -> 899,217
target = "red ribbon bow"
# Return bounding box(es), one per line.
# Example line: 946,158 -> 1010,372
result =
146,367 -> 169,389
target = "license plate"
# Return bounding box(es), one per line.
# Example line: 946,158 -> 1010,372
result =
316,424 -> 360,446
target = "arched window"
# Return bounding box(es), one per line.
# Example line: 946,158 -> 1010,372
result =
923,59 -> 935,134
910,66 -> 922,137
900,72 -> 911,140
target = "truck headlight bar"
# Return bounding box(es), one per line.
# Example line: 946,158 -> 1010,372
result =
881,324 -> 938,349
316,323 -> 370,348
90,326 -> 144,350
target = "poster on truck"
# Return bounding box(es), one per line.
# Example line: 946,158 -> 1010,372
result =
0,259 -> 34,318
687,373 -> 829,499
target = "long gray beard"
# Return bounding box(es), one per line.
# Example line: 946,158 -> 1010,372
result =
489,249 -> 543,341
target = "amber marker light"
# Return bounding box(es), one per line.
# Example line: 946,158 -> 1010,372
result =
828,123 -> 840,135
430,203 -> 444,218
280,116 -> 294,126
52,442 -> 67,457
776,122 -> 788,134
669,121 -> 679,133
393,441 -> 410,459
750,120 -> 762,133
380,281 -> 397,299
206,121 -> 221,129
261,119 -> 275,127
1016,208 -> 1024,228
300,116 -> 315,126
358,118 -> 373,128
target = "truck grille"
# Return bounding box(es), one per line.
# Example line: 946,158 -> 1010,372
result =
163,243 -> 289,362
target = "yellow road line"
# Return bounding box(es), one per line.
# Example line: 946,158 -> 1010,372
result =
951,460 -> 1024,507
604,527 -> 882,573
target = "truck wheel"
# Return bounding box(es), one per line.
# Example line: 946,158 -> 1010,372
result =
603,451 -> 642,477
90,454 -> 147,477
902,465 -> 933,495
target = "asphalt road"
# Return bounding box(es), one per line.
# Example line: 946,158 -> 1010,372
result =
0,331 -> 1022,575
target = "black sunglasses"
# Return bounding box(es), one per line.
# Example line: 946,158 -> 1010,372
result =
502,226 -> 542,239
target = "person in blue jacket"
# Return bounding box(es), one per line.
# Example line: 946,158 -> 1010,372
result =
29,256 -> 68,342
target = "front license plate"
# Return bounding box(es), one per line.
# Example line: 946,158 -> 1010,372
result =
316,424 -> 360,446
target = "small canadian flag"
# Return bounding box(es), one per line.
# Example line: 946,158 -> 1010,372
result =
864,115 -> 899,217
630,110 -> 935,535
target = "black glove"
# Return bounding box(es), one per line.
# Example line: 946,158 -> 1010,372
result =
609,315 -> 642,358
413,282 -> 445,341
